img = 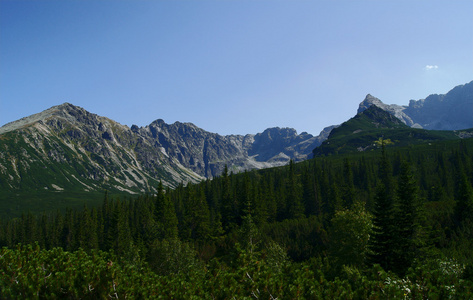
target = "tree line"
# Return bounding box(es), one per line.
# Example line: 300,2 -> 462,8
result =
0,139 -> 472,297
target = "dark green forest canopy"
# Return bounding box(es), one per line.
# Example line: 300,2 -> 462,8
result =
1,137 -> 473,298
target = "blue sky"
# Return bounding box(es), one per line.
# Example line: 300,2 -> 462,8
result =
1,0 -> 472,135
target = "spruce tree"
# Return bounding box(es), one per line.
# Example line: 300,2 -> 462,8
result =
135,195 -> 158,244
182,184 -> 211,241
38,213 -> 49,249
369,144 -> 396,271
287,160 -> 304,219
61,209 -> 76,251
156,182 -> 179,239
111,201 -> 133,256
393,161 -> 419,275
454,171 -> 473,227
221,165 -> 238,229
341,158 -> 356,208
78,206 -> 99,251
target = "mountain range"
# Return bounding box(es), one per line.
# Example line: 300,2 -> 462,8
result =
0,80 -> 471,199
0,103 -> 331,197
358,81 -> 473,130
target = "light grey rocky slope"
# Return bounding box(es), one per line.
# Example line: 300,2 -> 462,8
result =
0,103 -> 333,194
131,119 -> 333,178
358,81 -> 473,130
0,103 -> 203,194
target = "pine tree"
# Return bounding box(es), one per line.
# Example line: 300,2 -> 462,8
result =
108,201 -> 133,256
61,209 -> 76,251
327,181 -> 342,221
263,175 -> 277,222
50,210 -> 63,249
156,181 -> 179,239
135,195 -> 158,244
287,160 -> 304,219
100,191 -> 112,250
341,158 -> 356,208
38,213 -> 49,249
454,170 -> 473,227
393,161 -> 420,275
21,212 -> 37,244
182,184 -> 211,241
302,164 -> 322,217
221,165 -> 239,230
78,205 -> 99,251
239,197 -> 261,255
369,144 -> 396,271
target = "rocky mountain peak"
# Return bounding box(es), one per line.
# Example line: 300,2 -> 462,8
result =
358,94 -> 389,114
356,81 -> 473,130
403,81 -> 473,130
0,102 -> 80,134
357,94 -> 416,127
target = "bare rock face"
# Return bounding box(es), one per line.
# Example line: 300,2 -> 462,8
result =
357,81 -> 473,130
133,120 -> 329,178
403,81 -> 473,130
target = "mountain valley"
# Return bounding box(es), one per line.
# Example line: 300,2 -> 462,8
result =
0,80 -> 471,216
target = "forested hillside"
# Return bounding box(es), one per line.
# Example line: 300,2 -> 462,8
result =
1,138 -> 473,298
313,105 -> 469,156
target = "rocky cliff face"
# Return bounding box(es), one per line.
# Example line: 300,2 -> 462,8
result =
132,119 -> 331,178
0,103 -> 331,194
358,81 -> 473,130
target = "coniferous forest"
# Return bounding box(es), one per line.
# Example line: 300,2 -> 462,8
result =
1,139 -> 473,298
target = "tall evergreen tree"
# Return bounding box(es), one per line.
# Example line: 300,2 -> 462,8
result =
78,206 -> 99,251
156,181 -> 179,239
287,160 -> 304,219
393,161 -> 420,275
182,184 -> 211,241
262,175 -> 277,222
50,210 -> 63,249
135,195 -> 158,244
327,181 -> 342,220
61,209 -> 76,251
454,170 -> 473,227
221,165 -> 239,230
369,144 -> 396,271
38,213 -> 49,249
341,158 -> 356,208
302,165 -> 322,217
107,200 -> 133,255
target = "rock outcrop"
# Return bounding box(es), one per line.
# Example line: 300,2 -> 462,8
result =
357,81 -> 473,130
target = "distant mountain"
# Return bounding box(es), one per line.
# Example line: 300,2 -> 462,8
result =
2,81 -> 470,203
358,81 -> 473,130
313,105 -> 471,156
0,103 -> 330,198
130,119 -> 331,179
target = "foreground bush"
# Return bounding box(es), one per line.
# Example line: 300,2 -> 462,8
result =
1,243 -> 472,299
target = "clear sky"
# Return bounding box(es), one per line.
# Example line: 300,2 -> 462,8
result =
1,0 -> 472,136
